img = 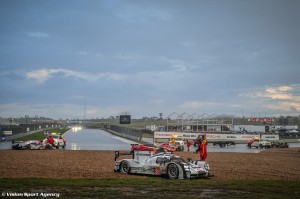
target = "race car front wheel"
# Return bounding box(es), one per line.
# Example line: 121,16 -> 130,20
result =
167,163 -> 179,179
120,161 -> 131,174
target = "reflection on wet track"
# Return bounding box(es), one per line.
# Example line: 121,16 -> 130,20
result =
64,127 -> 138,150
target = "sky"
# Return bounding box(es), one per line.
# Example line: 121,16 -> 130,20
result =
0,0 -> 300,120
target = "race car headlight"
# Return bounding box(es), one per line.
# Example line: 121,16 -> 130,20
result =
204,163 -> 209,171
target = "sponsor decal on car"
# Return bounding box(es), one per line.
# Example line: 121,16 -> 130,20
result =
154,167 -> 161,175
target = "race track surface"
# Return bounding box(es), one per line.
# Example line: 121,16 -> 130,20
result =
0,148 -> 299,180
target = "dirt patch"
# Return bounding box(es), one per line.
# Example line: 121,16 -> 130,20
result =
0,148 -> 299,180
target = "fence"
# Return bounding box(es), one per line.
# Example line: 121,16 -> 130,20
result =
0,123 -> 63,137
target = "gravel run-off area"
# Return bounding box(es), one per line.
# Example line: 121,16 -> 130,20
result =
0,148 -> 299,180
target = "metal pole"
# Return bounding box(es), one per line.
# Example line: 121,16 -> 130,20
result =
194,113 -> 207,132
166,112 -> 176,131
177,112 -> 186,132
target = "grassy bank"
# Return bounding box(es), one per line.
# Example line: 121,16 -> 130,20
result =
14,128 -> 70,141
0,178 -> 299,199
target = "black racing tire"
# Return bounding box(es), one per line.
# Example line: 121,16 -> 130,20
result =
157,148 -> 165,153
120,161 -> 131,174
259,144 -> 263,149
248,144 -> 251,148
167,163 -> 179,179
220,143 -> 226,148
62,145 -> 65,149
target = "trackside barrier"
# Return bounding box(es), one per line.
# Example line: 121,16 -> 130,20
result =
109,125 -> 143,142
114,151 -> 133,161
153,132 -> 280,144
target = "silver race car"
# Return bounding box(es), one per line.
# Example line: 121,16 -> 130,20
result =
114,151 -> 211,179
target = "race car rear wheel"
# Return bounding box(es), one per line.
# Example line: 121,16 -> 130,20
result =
120,161 -> 131,174
167,163 -> 179,179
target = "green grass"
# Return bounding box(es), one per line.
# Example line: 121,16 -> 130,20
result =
14,128 -> 70,141
0,178 -> 299,199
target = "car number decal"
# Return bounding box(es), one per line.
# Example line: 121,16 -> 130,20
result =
154,167 -> 161,175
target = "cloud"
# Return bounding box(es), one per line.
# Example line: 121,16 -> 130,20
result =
26,32 -> 49,38
161,57 -> 199,72
26,68 -> 127,83
240,85 -> 300,112
265,101 -> 300,112
240,85 -> 296,100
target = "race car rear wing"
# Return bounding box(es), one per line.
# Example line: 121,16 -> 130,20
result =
115,150 -> 155,162
114,151 -> 133,161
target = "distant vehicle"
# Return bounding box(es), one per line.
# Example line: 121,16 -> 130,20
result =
272,142 -> 289,148
174,139 -> 184,151
158,142 -> 177,152
192,135 -> 235,148
247,138 -> 271,149
12,140 -> 44,150
288,129 -> 299,133
114,151 -> 211,179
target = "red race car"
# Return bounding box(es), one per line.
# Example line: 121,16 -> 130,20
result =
130,143 -> 157,154
158,142 -> 177,152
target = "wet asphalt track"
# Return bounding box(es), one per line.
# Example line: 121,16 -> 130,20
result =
1,127 -> 299,152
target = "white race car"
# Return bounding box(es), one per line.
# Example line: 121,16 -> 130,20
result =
12,140 -> 44,150
114,151 -> 211,179
247,138 -> 272,149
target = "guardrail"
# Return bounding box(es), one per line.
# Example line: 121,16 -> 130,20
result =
107,125 -> 144,142
4,127 -> 56,141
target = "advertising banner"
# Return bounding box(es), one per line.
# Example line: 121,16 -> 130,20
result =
3,131 -> 12,135
248,118 -> 273,123
261,134 -> 279,141
154,132 -> 204,139
154,131 -> 262,142
206,134 -> 260,141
